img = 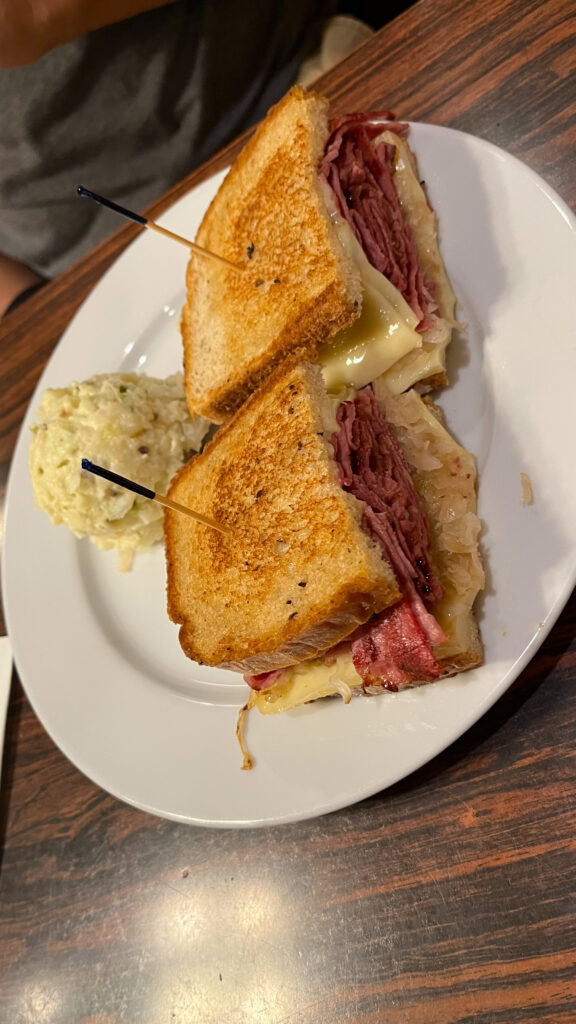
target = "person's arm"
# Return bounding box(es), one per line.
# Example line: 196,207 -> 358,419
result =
0,254 -> 43,317
0,0 -> 178,67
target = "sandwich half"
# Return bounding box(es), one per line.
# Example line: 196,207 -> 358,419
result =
182,87 -> 457,424
165,360 -> 484,716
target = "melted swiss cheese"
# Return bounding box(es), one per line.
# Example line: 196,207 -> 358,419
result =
319,133 -> 455,394
250,650 -> 362,715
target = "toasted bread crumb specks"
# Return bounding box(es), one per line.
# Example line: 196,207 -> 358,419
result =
165,361 -> 400,672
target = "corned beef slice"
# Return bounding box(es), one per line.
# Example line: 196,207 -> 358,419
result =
333,388 -> 442,606
319,113 -> 437,332
246,668 -> 285,691
351,601 -> 445,690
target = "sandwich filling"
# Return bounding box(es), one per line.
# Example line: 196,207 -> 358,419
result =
320,113 -> 437,332
317,112 -> 456,396
246,386 -> 447,695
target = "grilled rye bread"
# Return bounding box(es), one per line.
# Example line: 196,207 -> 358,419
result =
165,361 -> 400,673
182,88 -> 362,423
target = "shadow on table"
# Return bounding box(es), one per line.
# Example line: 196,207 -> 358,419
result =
0,673 -> 28,873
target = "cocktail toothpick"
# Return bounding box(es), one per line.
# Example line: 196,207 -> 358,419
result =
77,186 -> 243,272
81,459 -> 232,536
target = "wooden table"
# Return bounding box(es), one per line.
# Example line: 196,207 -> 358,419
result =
1,0 -> 575,1020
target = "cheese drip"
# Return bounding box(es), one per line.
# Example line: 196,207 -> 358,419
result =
250,650 -> 362,715
319,216 -> 421,392
382,321 -> 449,396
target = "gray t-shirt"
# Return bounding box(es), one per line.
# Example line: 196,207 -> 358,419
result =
0,0 -> 334,276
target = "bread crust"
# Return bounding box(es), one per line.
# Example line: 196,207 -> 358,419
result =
165,361 -> 401,671
182,87 -> 362,423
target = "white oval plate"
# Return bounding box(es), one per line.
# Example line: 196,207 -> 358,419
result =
4,125 -> 576,826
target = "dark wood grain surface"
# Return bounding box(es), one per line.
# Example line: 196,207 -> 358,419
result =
1,0 -> 575,1021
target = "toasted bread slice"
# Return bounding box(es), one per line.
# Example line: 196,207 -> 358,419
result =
182,87 -> 362,423
165,361 -> 400,672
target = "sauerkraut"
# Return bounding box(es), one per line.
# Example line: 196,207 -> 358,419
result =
29,372 -> 209,570
375,384 -> 485,660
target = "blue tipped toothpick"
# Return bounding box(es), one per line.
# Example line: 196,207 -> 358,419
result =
81,459 -> 232,536
77,186 -> 242,271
